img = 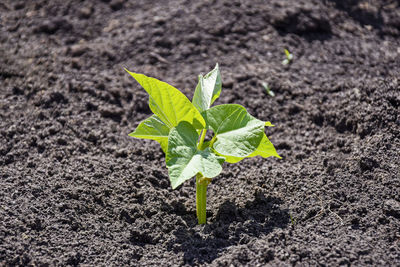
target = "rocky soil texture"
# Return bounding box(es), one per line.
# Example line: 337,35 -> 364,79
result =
1,0 -> 399,265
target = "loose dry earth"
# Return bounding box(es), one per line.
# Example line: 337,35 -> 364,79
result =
1,0 -> 399,266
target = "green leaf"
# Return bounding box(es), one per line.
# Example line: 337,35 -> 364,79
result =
284,49 -> 291,59
125,69 -> 206,129
192,64 -> 222,112
129,115 -> 170,153
219,133 -> 281,163
166,121 -> 224,189
250,134 -> 281,159
202,104 -> 265,157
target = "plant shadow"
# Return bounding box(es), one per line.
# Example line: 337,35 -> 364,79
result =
167,192 -> 289,265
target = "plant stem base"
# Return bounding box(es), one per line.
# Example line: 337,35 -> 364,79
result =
196,174 -> 209,224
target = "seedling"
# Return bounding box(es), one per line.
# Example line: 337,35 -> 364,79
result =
289,214 -> 297,226
262,82 -> 275,97
282,48 -> 293,65
126,64 -> 281,224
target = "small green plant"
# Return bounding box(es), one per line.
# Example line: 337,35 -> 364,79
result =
282,48 -> 293,65
289,213 -> 297,226
262,82 -> 275,97
126,64 -> 281,224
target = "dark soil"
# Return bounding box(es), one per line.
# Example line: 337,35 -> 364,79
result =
1,0 -> 399,266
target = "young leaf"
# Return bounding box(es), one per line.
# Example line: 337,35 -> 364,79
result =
125,69 -> 206,129
129,115 -> 170,153
166,121 -> 224,189
282,49 -> 293,65
202,104 -> 265,157
218,133 -> 281,163
284,49 -> 292,60
192,64 -> 222,112
262,82 -> 275,97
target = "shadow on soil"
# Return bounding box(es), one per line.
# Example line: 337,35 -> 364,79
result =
328,0 -> 387,33
168,192 -> 289,265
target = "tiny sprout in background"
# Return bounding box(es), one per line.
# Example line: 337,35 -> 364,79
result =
282,49 -> 293,65
262,82 -> 275,97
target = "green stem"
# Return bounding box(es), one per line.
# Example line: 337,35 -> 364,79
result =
198,129 -> 206,150
209,135 -> 216,147
196,130 -> 212,224
196,173 -> 209,224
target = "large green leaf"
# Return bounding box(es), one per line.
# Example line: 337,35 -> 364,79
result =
129,115 -> 170,153
166,121 -> 224,189
218,133 -> 281,163
192,64 -> 222,112
202,104 -> 265,157
125,69 -> 206,129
